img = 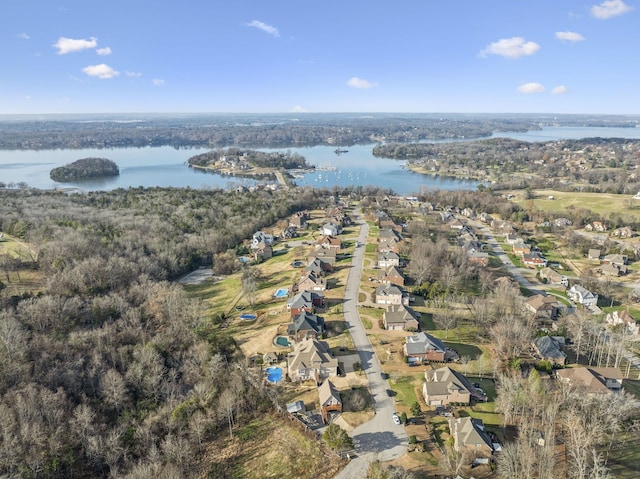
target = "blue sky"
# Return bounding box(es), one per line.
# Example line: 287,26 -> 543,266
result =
2,0 -> 639,114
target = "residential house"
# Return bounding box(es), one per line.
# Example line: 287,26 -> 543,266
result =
526,294 -> 560,320
603,253 -> 628,266
532,336 -> 567,366
318,380 -> 342,423
403,332 -> 447,363
287,338 -> 338,383
423,366 -> 486,406
587,249 -> 601,260
539,267 -> 567,286
479,212 -> 493,224
600,262 -> 627,277
585,221 -> 607,232
251,242 -> 273,262
461,207 -> 475,218
605,310 -> 640,336
523,252 -> 548,268
305,258 -> 333,276
568,285 -> 598,308
449,417 -> 494,456
554,218 -> 573,228
379,228 -> 403,242
377,251 -> 400,268
287,311 -> 325,342
448,218 -> 465,230
383,304 -> 420,331
512,240 -> 531,256
287,290 -> 324,316
281,226 -> 298,239
321,223 -> 341,237
316,235 -> 342,250
377,266 -> 406,286
375,284 -> 407,305
307,247 -> 337,266
612,226 -> 634,238
505,232 -> 519,245
467,251 -> 490,266
296,272 -> 327,292
289,211 -> 310,228
252,231 -> 274,247
556,367 -> 623,395
378,238 -> 401,253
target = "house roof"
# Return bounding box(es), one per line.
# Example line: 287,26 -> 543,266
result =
526,294 -> 558,312
449,417 -> 493,451
376,284 -> 404,297
287,290 -> 323,309
533,336 -> 567,361
556,367 -> 621,394
318,379 -> 341,407
286,400 -> 306,413
378,251 -> 400,261
405,332 -> 446,355
384,304 -> 419,324
288,338 -> 337,372
423,366 -> 474,398
287,312 -> 324,336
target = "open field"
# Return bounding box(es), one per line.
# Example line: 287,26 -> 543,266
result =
509,189 -> 640,222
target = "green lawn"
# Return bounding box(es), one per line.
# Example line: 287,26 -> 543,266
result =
390,374 -> 420,408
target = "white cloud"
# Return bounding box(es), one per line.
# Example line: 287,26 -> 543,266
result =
591,0 -> 633,19
517,82 -> 545,94
17,33 -> 30,40
246,20 -> 280,37
53,36 -> 98,54
290,105 -> 308,113
96,47 -> 112,56
479,37 -> 540,58
555,31 -> 585,42
347,77 -> 376,89
552,85 -> 569,94
152,79 -> 165,86
82,64 -> 119,79
125,71 -> 142,77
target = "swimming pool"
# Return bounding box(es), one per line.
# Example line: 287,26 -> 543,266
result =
274,288 -> 289,298
275,336 -> 290,347
266,367 -> 283,383
240,313 -> 257,320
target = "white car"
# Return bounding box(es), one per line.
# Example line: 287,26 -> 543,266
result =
392,413 -> 401,425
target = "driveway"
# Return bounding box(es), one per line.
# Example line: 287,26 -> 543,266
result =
333,211 -> 408,479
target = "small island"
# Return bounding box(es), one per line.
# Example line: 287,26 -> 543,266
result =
50,158 -> 120,182
186,148 -> 314,184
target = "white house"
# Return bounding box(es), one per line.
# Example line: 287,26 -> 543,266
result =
567,285 -> 598,308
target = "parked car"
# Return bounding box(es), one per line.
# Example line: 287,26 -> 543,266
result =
392,413 -> 401,425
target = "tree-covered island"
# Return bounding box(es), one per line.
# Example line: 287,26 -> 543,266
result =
49,157 -> 119,182
186,148 -> 314,180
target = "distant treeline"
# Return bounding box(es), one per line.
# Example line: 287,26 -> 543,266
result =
0,115 -> 541,150
49,157 -> 119,182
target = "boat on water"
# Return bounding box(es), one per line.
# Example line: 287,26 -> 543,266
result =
334,148 -> 349,155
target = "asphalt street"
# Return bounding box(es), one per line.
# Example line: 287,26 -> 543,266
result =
333,211 -> 408,479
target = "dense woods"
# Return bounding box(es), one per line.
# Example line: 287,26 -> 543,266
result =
50,158 -> 119,182
0,186 -> 330,478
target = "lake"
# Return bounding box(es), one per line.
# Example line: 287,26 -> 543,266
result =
1,126 -> 639,195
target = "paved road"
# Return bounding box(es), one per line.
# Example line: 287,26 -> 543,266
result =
469,219 -> 543,294
333,212 -> 408,479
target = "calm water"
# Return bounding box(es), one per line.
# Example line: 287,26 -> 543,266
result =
1,126 -> 639,194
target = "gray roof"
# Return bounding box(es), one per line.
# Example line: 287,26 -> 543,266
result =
533,336 -> 567,361
287,312 -> 324,336
405,332 -> 446,355
287,291 -> 323,309
318,380 -> 341,407
424,366 -> 475,398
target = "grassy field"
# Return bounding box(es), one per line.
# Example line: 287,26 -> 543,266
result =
509,189 -> 640,221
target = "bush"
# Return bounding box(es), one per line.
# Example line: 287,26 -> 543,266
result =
400,412 -> 407,424
409,435 -> 417,445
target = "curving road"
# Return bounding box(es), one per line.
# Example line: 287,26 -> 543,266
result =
333,212 -> 408,479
